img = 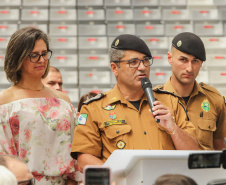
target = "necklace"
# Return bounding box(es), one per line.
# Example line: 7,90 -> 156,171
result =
16,84 -> 45,91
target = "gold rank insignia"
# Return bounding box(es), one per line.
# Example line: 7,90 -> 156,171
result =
201,99 -> 210,112
112,97 -> 117,101
116,140 -> 126,149
102,104 -> 116,111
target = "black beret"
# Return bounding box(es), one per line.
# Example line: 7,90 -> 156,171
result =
172,32 -> 206,61
111,34 -> 152,58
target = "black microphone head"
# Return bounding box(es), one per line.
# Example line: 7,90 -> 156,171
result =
141,77 -> 152,90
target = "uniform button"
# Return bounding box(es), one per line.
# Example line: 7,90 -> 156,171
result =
116,130 -> 119,134
208,125 -> 210,129
144,131 -> 147,135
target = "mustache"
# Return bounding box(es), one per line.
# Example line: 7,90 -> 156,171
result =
136,70 -> 148,75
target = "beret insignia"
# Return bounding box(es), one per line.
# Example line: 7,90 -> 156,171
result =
177,40 -> 182,47
115,39 -> 119,46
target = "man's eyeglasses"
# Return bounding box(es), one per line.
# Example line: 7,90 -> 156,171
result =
18,178 -> 35,185
28,50 -> 52,63
113,57 -> 153,68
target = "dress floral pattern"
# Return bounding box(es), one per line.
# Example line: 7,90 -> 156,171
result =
0,98 -> 82,185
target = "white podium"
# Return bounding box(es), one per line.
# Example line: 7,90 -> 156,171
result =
104,150 -> 226,185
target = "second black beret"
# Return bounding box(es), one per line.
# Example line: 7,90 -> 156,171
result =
172,32 -> 206,61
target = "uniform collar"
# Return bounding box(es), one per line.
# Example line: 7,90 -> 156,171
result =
162,78 -> 178,95
106,84 -> 127,105
194,81 -> 206,96
105,84 -> 147,106
163,78 -> 206,97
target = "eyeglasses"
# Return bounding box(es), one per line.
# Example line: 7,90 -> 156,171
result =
18,178 -> 35,185
28,50 -> 52,63
113,57 -> 153,68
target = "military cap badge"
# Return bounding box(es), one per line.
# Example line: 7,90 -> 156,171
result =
115,39 -> 119,46
177,40 -> 182,47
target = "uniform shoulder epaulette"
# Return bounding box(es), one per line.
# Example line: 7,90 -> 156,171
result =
83,93 -> 105,105
153,84 -> 163,90
199,82 -> 222,96
153,85 -> 178,98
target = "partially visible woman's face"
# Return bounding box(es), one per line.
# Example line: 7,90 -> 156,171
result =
21,39 -> 49,80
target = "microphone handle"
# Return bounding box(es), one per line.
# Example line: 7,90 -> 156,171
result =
145,88 -> 160,123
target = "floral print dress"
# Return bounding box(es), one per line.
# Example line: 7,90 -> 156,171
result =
0,98 -> 82,185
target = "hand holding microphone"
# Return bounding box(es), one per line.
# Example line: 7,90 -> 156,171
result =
141,77 -> 177,134
141,77 -> 160,123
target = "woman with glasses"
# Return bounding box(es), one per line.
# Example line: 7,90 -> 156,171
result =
0,27 -> 80,184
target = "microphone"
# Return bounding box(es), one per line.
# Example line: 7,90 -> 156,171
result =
141,77 -> 160,123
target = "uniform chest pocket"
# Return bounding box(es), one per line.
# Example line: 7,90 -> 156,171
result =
104,125 -> 132,139
197,118 -> 216,147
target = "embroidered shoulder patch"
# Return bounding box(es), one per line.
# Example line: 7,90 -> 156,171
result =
201,99 -> 210,112
83,93 -> 105,105
77,114 -> 88,125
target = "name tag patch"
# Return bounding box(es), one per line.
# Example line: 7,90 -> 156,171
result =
104,119 -> 126,128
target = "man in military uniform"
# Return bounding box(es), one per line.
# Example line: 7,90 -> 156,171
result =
155,32 -> 226,150
71,34 -> 199,171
